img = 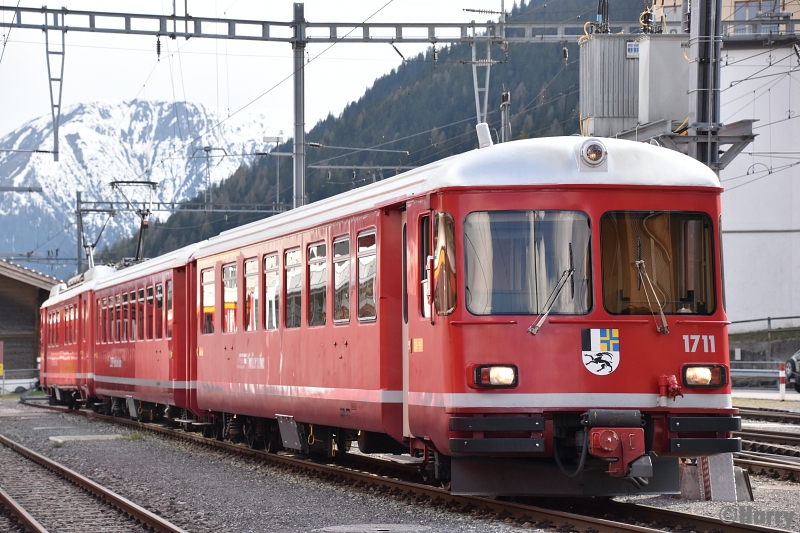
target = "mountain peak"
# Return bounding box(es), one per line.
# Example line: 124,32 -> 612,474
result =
0,100 -> 272,278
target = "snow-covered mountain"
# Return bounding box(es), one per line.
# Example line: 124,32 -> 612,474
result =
0,100 -> 273,279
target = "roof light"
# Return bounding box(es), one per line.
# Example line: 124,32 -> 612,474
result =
580,138 -> 607,166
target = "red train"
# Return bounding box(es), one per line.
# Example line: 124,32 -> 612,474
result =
40,136 -> 741,496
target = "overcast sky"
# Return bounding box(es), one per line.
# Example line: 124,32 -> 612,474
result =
0,0 -> 504,140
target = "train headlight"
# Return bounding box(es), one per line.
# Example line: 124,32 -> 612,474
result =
580,138 -> 607,166
682,365 -> 727,387
472,365 -> 518,388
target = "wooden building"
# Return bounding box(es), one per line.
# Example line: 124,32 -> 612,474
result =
0,260 -> 60,383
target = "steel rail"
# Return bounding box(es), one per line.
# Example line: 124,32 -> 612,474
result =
733,455 -> 800,478
735,429 -> 800,447
23,402 -> 785,533
0,486 -> 48,533
735,407 -> 800,425
741,439 -> 800,457
0,433 -> 189,533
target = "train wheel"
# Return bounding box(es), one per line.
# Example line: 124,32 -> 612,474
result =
265,421 -> 282,453
244,418 -> 266,450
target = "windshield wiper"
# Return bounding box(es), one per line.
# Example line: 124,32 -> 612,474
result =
634,259 -> 669,334
528,244 -> 575,335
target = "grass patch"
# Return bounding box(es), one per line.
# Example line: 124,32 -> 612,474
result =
119,432 -> 143,441
51,441 -> 63,448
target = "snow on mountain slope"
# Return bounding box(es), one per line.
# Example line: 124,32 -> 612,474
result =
0,100 -> 272,278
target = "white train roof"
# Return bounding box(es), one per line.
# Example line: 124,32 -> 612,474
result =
195,136 -> 719,259
92,243 -> 201,292
42,265 -> 116,307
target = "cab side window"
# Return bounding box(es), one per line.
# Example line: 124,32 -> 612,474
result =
357,231 -> 377,321
201,270 -> 215,334
333,237 -> 350,323
308,243 -> 327,327
264,254 -> 280,330
285,250 -> 302,328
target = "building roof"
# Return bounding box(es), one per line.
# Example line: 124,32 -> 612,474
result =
0,259 -> 61,291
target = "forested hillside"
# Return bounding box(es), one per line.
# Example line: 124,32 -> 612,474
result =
105,0 -> 644,260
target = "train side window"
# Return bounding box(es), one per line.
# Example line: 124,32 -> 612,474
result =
129,291 -> 137,341
285,249 -> 302,328
101,299 -> 107,344
420,215 -> 431,318
108,296 -> 117,343
166,281 -> 173,339
96,300 -> 101,344
222,265 -> 237,333
115,295 -> 122,342
106,299 -> 112,343
146,287 -> 154,339
264,254 -> 280,330
201,270 -> 215,334
138,289 -> 145,340
433,212 -> 457,316
333,237 -> 350,324
244,259 -> 258,332
308,243 -> 327,327
121,294 -> 129,342
357,231 -> 377,321
156,284 -> 164,339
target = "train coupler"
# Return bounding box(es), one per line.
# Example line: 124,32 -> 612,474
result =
587,427 -> 649,478
583,409 -> 650,480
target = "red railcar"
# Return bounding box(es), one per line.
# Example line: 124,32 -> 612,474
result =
41,136 -> 741,496
189,137 -> 739,495
90,245 -> 199,419
40,266 -> 115,405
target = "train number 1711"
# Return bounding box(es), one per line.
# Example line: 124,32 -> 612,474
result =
683,334 -> 716,353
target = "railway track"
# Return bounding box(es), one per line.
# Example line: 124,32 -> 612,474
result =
21,402 -> 787,533
735,406 -> 800,425
0,503 -> 26,533
0,432 -> 188,533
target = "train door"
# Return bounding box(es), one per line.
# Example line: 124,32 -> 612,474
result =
79,294 -> 90,399
403,198 -> 432,438
401,211 -> 409,437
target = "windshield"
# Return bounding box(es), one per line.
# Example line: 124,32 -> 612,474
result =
601,211 -> 715,315
463,210 -> 592,315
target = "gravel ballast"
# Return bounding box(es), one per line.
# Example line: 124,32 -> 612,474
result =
2,397 -> 799,532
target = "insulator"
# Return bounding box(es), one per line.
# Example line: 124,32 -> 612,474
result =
156,37 -> 161,61
562,46 -> 569,62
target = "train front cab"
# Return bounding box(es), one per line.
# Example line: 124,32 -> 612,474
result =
402,184 -> 741,496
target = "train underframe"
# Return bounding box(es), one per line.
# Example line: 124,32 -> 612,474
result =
42,387 -> 742,496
